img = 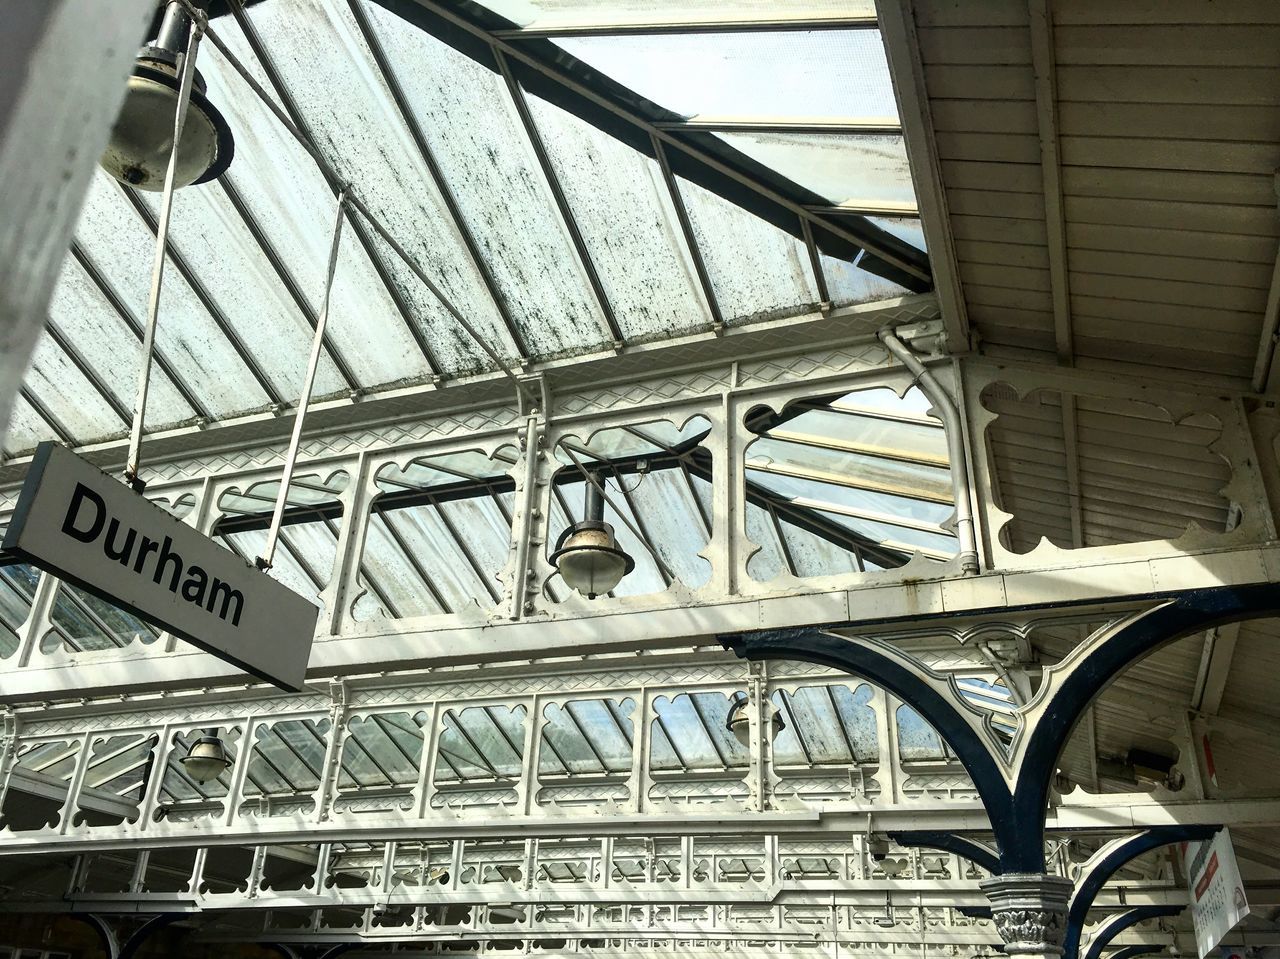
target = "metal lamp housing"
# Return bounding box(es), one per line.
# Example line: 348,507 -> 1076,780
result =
179,734 -> 232,783
100,34 -> 234,190
550,520 -> 634,599
726,692 -> 785,747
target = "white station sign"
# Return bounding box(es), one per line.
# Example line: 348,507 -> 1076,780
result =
2,443 -> 315,691
1186,827 -> 1250,959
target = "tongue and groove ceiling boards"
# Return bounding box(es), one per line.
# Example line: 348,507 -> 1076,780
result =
4,0 -> 931,460
898,0 -> 1280,389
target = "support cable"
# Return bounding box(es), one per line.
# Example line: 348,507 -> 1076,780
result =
256,189 -> 348,571
124,9 -> 205,489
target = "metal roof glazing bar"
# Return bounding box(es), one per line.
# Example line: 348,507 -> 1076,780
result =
42,321 -> 133,427
226,0 -> 443,381
18,388 -> 74,447
801,218 -> 831,305
490,14 -> 879,40
217,177 -> 361,395
494,49 -> 624,349
119,184 -> 285,409
347,0 -> 530,365
68,241 -> 212,422
393,0 -> 931,288
649,133 -> 722,333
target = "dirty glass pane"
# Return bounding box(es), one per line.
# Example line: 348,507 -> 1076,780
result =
21,336 -> 124,446
360,0 -> 613,358
226,0 -> 521,374
47,258 -> 193,431
523,90 -> 713,342
74,172 -> 271,417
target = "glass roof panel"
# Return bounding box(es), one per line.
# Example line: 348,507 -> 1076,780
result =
746,446 -> 953,507
228,0 -> 522,372
358,0 -> 613,357
0,564 -> 38,659
676,175 -> 818,325
866,215 -> 926,251
777,516 -> 863,577
2,397 -> 47,456
200,31 -> 457,381
476,1 -> 876,30
523,89 -> 713,341
74,173 -> 272,417
747,448 -> 952,524
21,336 -> 125,443
820,249 -> 911,305
772,406 -> 949,462
48,259 -> 193,431
134,182 -> 347,402
818,508 -> 955,555
717,132 -> 914,208
557,30 -> 897,121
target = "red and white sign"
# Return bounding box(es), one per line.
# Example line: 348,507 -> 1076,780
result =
1186,828 -> 1249,959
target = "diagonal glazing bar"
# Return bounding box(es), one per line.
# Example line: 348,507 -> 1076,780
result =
68,241 -> 213,421
388,0 -> 930,287
800,218 -> 831,305
649,133 -> 722,331
494,50 -> 624,348
227,0 -> 442,380
346,0 -> 530,363
42,321 -> 133,427
217,177 -> 360,395
117,188 -> 285,408
18,389 -> 74,447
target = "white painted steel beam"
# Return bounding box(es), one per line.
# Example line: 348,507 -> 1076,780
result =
876,0 -> 971,353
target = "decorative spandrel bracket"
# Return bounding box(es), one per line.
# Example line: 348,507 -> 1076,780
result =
721,581 -> 1279,874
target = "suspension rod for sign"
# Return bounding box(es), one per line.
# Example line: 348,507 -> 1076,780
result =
256,189 -> 348,571
124,11 -> 204,489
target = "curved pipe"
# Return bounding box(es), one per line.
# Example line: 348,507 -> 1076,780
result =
878,327 -> 979,574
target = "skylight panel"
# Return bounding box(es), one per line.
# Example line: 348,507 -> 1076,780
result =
476,1 -> 877,32
556,30 -> 897,121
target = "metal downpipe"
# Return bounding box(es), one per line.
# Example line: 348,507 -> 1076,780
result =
877,328 -> 980,575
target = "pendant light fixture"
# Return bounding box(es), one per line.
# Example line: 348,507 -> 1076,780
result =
550,474 -> 634,599
179,730 -> 232,783
726,690 -> 785,747
100,0 -> 235,190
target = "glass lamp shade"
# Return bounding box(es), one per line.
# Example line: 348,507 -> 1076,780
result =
550,521 -> 635,599
100,58 -> 234,191
180,734 -> 232,783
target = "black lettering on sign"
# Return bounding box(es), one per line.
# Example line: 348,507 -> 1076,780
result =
56,482 -> 245,628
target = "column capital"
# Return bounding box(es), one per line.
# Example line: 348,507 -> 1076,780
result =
981,873 -> 1074,958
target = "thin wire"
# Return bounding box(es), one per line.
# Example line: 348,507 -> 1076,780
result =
560,441 -> 677,582
256,189 -> 348,571
177,0 -> 534,406
124,10 -> 206,488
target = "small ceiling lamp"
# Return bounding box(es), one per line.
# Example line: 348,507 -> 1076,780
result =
100,0 -> 235,190
550,475 -> 634,599
180,731 -> 232,783
726,691 -> 785,747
